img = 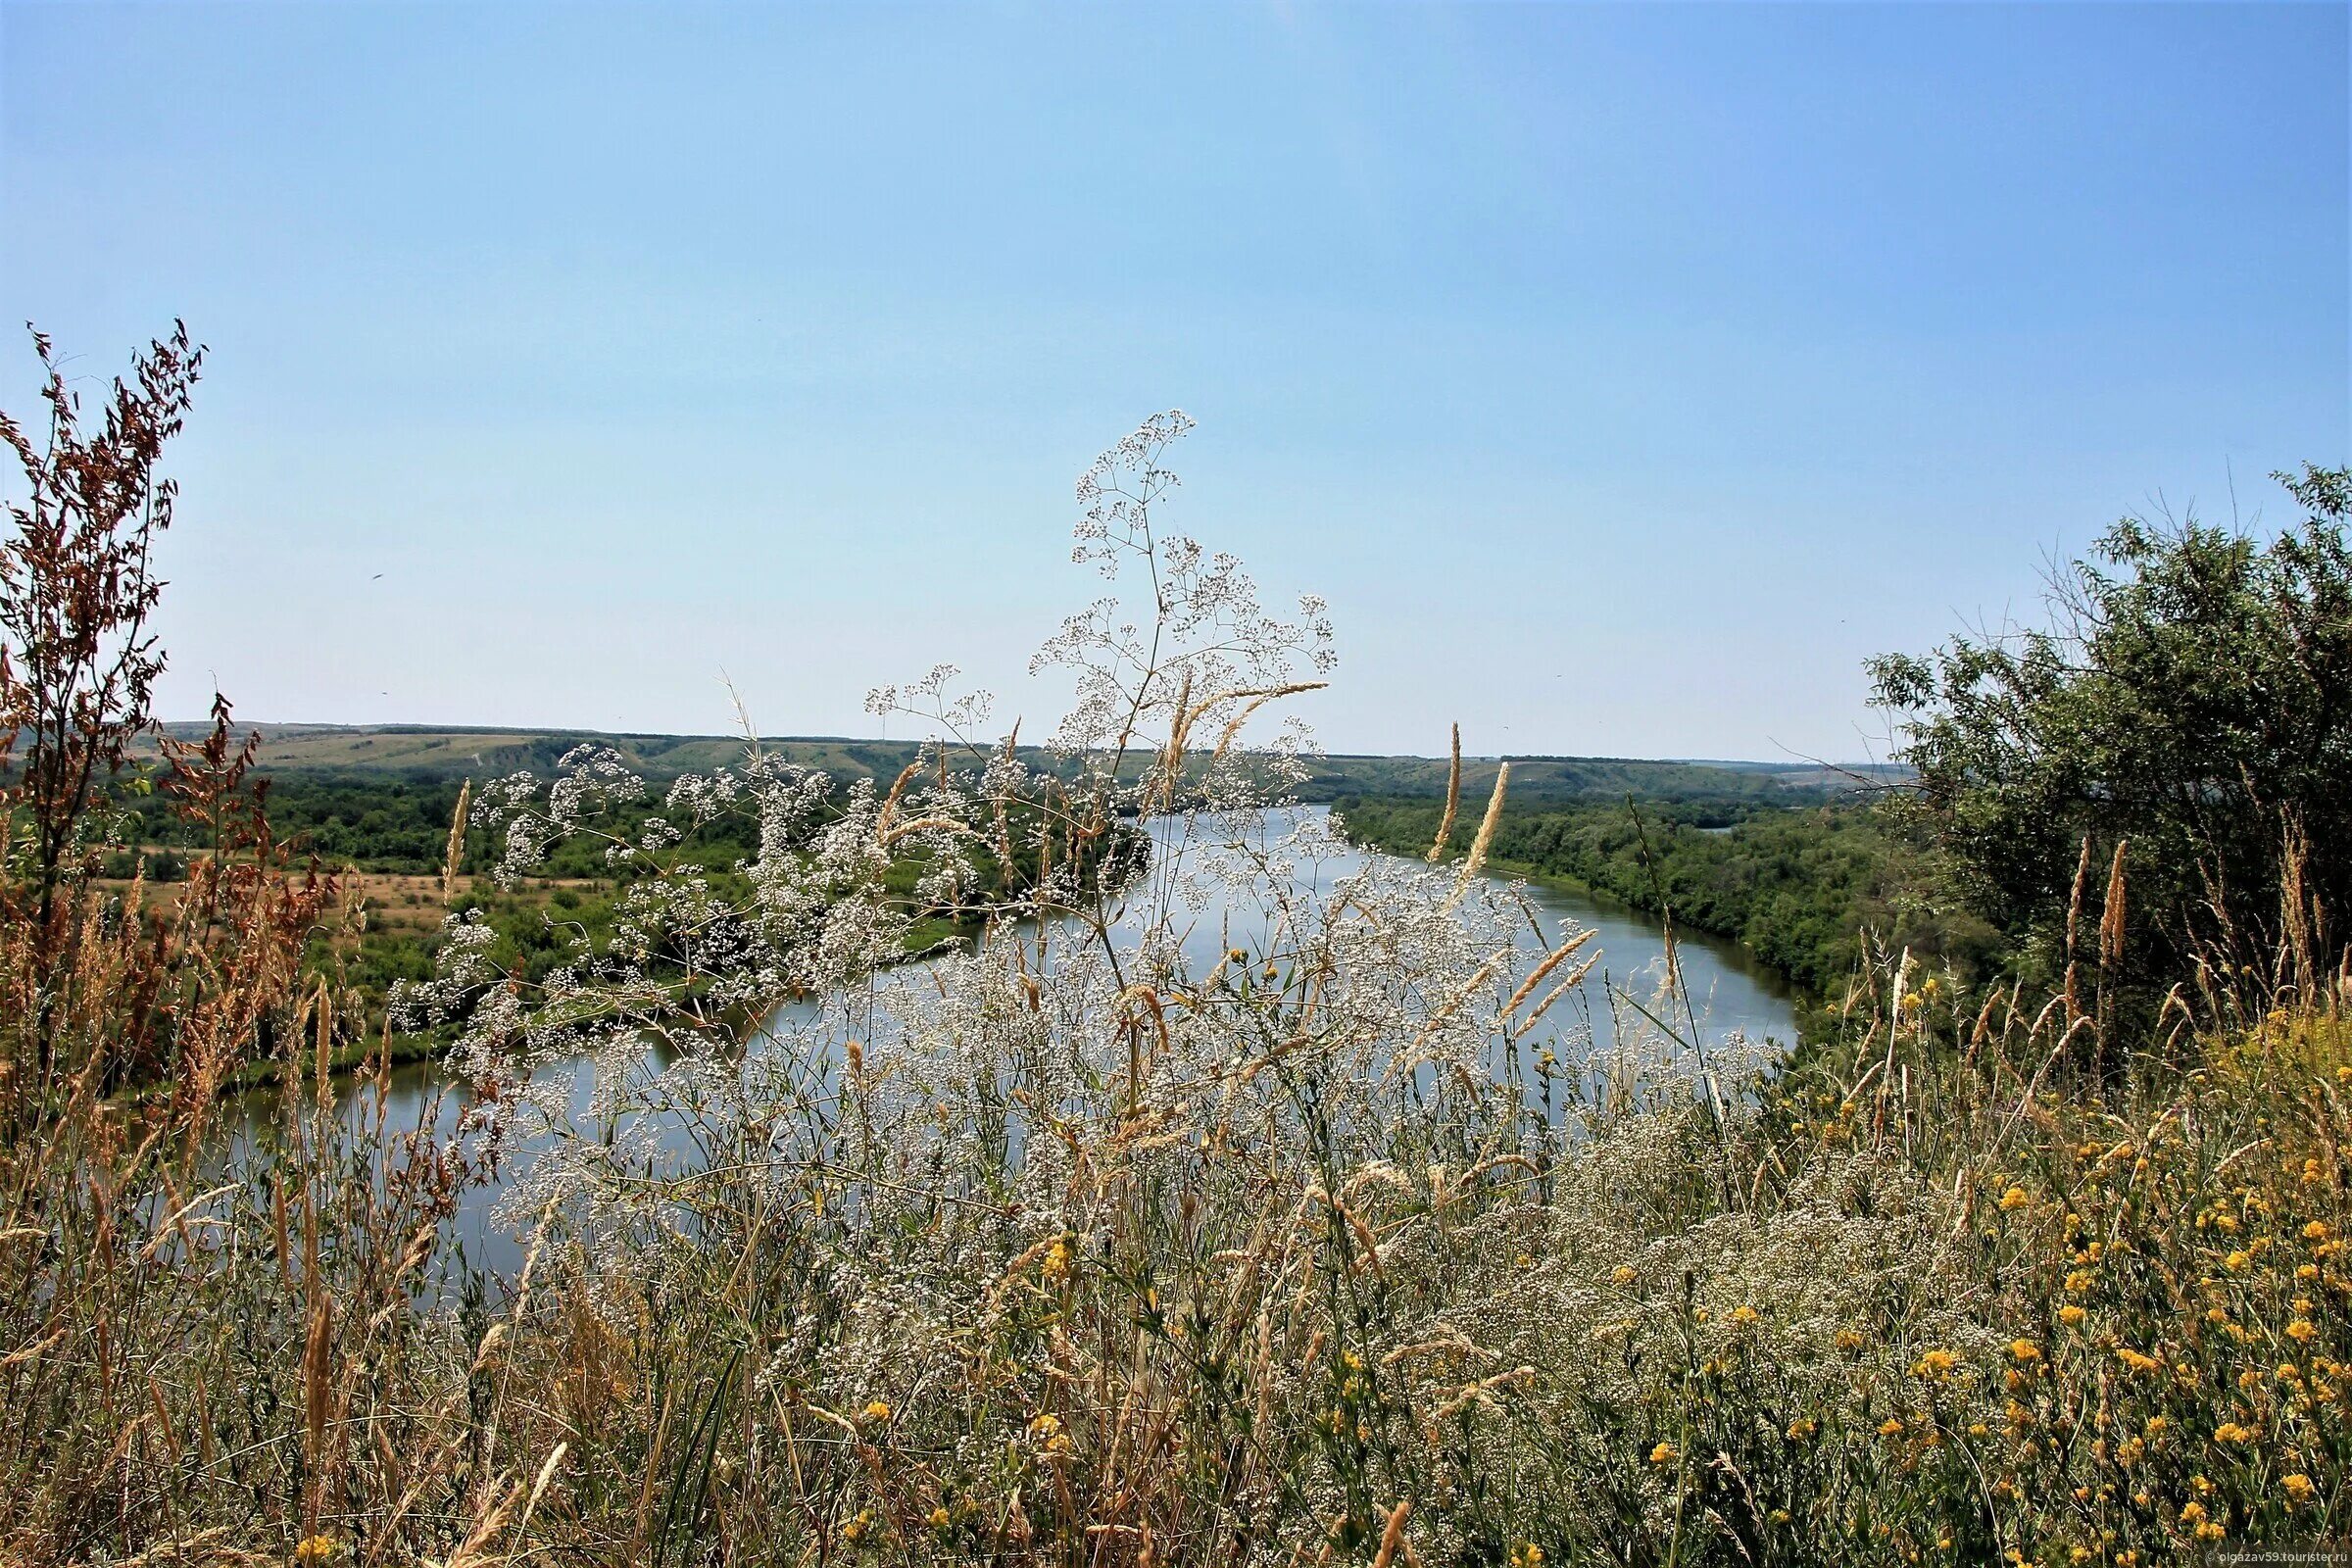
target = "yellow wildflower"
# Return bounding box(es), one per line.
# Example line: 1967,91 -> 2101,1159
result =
2009,1339 -> 2041,1363
863,1400 -> 892,1423
2059,1304 -> 2086,1327
1649,1441 -> 1678,1464
2284,1473 -> 2316,1501
2000,1187 -> 2031,1211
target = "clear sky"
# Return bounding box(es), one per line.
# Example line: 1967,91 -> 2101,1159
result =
2,2 -> 2344,760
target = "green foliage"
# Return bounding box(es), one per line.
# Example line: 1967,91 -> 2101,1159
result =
108,771 -> 466,872
1338,794 -> 2001,1007
1869,466 -> 2352,987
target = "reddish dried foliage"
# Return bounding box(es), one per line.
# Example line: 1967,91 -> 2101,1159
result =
0,323 -> 332,1105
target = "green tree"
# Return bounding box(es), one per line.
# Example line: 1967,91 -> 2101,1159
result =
1869,465 -> 2352,995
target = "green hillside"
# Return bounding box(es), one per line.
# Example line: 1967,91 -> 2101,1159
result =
162,720 -> 1863,806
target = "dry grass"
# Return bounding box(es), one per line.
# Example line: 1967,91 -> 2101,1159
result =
5,837 -> 2346,1563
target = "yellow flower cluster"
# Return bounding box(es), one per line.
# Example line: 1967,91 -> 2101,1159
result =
1913,1348 -> 1958,1381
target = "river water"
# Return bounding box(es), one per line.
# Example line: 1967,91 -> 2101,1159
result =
228,807 -> 1793,1275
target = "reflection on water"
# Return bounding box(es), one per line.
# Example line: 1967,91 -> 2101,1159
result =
220,807 -> 1794,1275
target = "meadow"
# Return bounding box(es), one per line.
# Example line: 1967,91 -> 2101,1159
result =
2,343 -> 2347,1566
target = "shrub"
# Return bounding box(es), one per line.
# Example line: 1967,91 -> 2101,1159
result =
1869,466 -> 2352,1000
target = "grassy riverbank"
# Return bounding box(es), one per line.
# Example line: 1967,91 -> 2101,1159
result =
1338,794 -> 2003,1019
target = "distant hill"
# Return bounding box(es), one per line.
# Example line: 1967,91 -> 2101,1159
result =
156,722 -> 1884,804
154,722 -> 920,785
1296,753 -> 1865,805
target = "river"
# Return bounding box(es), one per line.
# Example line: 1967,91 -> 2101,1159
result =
225,807 -> 1794,1275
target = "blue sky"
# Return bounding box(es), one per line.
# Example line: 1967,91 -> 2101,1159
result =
2,2 -> 2344,760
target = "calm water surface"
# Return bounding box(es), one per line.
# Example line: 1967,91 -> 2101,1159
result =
225,807 -> 1793,1273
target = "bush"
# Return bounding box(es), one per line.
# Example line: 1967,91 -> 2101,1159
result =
1870,466 -> 2352,998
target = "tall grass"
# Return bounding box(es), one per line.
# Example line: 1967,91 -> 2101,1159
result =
2,406 -> 2344,1564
